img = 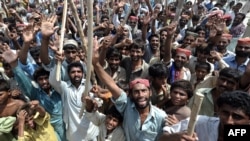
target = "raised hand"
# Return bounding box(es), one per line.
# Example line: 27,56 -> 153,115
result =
122,38 -> 133,46
0,43 -> 18,68
40,14 -> 58,38
22,24 -> 35,43
8,32 -> 19,41
17,110 -> 28,123
92,36 -> 100,66
142,12 -> 151,25
166,22 -> 177,37
83,96 -> 98,112
166,114 -> 179,126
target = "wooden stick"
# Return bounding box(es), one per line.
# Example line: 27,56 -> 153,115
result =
79,0 -> 94,118
187,92 -> 204,136
173,0 -> 185,22
68,0 -> 87,53
55,0 -> 68,81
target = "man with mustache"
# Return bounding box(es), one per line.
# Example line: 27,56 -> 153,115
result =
188,67 -> 241,117
223,37 -> 250,73
92,37 -> 167,141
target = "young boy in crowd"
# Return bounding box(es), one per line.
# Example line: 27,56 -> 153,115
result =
84,96 -> 125,141
17,100 -> 57,141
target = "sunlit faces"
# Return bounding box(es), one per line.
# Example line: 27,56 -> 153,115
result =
195,68 -> 209,81
69,67 -> 84,85
174,53 -> 189,69
218,104 -> 250,126
36,75 -> 51,90
105,115 -> 120,132
183,35 -> 195,48
216,37 -> 230,51
216,76 -> 238,93
150,36 -> 160,50
64,48 -> 78,63
170,88 -> 189,106
235,44 -> 250,57
130,48 -> 144,61
107,56 -> 121,71
131,83 -> 151,109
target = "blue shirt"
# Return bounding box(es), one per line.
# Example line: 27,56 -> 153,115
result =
112,91 -> 167,141
223,56 -> 249,73
13,66 -> 66,141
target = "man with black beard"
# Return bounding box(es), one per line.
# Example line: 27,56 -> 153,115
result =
223,37 -> 250,73
92,37 -> 167,141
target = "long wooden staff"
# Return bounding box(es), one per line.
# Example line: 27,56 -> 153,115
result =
55,0 -> 68,81
79,0 -> 94,118
187,92 -> 204,136
68,0 -> 87,53
173,0 -> 185,22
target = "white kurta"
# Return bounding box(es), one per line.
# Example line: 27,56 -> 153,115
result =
49,67 -> 99,141
163,115 -> 220,141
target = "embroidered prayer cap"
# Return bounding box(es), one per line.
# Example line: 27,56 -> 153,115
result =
237,37 -> 250,46
63,39 -> 78,49
129,78 -> 150,89
186,31 -> 199,38
221,33 -> 232,40
176,48 -> 191,58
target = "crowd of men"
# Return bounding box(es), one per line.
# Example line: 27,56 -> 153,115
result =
0,0 -> 250,141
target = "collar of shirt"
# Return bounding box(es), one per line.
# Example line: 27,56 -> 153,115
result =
66,79 -> 86,88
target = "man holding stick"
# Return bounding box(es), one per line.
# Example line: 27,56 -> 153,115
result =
159,90 -> 250,141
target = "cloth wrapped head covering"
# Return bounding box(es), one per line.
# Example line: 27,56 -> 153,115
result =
181,14 -> 190,20
221,34 -> 232,40
207,9 -> 224,18
222,14 -> 232,20
129,78 -> 150,89
176,48 -> 191,58
129,16 -> 138,21
123,24 -> 133,40
238,37 -> 250,46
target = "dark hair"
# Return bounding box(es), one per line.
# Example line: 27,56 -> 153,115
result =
0,79 -> 10,91
67,62 -> 84,74
219,68 -> 242,82
236,13 -> 246,21
106,47 -> 122,60
170,80 -> 193,99
196,46 -> 212,54
217,90 -> 250,118
148,34 -> 159,42
106,105 -> 123,122
101,15 -> 109,22
33,67 -> 50,82
130,38 -> 146,52
17,103 -> 36,116
148,63 -> 169,78
29,46 -> 40,58
195,25 -> 206,33
192,15 -> 201,21
195,62 -> 211,73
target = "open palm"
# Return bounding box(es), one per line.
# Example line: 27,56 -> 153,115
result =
0,44 -> 18,66
41,15 -> 58,37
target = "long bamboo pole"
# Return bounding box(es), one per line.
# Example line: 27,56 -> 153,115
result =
79,0 -> 94,118
187,92 -> 204,136
173,0 -> 185,22
55,0 -> 68,81
68,0 -> 87,53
